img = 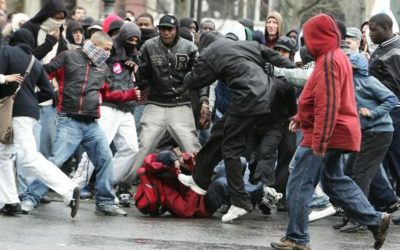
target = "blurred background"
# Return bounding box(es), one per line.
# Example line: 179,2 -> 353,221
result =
1,0 -> 399,35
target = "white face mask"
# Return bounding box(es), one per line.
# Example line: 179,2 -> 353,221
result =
41,17 -> 64,31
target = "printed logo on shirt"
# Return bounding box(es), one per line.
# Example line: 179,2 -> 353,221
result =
175,54 -> 189,70
113,62 -> 123,74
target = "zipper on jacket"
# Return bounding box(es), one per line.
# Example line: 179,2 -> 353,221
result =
79,63 -> 90,114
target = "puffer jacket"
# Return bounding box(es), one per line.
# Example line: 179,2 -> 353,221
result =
138,36 -> 208,106
45,49 -> 138,119
184,33 -> 295,117
294,14 -> 361,153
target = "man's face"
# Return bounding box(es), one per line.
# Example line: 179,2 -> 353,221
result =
188,22 -> 197,33
73,8 -> 86,21
159,26 -> 177,45
369,21 -> 388,45
275,48 -> 290,59
266,17 -> 278,36
136,17 -> 153,29
125,36 -> 139,46
73,29 -> 83,44
200,21 -> 215,33
346,37 -> 360,52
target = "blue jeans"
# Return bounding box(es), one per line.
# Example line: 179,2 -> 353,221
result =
369,165 -> 398,209
20,117 -> 115,207
286,146 -> 382,245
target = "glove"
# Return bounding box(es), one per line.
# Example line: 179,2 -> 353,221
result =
264,62 -> 274,75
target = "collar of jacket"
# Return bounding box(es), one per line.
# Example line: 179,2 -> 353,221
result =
380,35 -> 399,48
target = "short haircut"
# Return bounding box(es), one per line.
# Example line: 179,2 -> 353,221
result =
200,20 -> 215,29
91,31 -> 112,45
73,6 -> 85,15
136,13 -> 154,26
370,13 -> 393,30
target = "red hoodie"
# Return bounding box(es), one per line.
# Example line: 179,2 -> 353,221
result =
294,14 -> 361,153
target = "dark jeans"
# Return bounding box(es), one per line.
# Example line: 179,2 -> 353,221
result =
275,126 -> 296,195
345,131 -> 393,196
385,108 -> 400,186
250,125 -> 282,186
193,114 -> 261,211
369,166 -> 399,209
286,146 -> 381,245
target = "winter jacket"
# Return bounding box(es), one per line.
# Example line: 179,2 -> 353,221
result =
369,35 -> 400,99
138,153 -> 210,218
0,28 -> 54,120
104,22 -> 141,112
349,53 -> 397,132
138,35 -> 208,106
45,49 -> 139,120
295,14 -> 361,153
184,33 -> 295,117
20,0 -> 67,60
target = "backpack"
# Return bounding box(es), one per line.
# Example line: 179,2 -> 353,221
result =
135,167 -> 166,216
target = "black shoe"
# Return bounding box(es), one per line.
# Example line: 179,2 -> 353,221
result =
118,193 -> 131,207
40,196 -> 52,204
333,216 -> 349,230
386,198 -> 400,213
1,204 -> 22,216
219,204 -> 230,214
339,221 -> 367,233
69,187 -> 80,218
333,206 -> 345,216
368,213 -> 391,250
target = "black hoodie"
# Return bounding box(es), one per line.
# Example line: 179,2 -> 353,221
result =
21,0 -> 67,60
0,28 -> 54,119
66,20 -> 84,47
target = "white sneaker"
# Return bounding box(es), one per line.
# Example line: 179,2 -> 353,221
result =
21,199 -> 35,214
263,186 -> 283,204
178,174 -> 207,195
221,205 -> 248,223
309,204 -> 336,222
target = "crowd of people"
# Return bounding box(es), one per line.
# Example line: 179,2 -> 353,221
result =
1,0 -> 400,249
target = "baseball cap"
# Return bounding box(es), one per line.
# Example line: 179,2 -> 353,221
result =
274,36 -> 297,52
346,27 -> 362,41
157,14 -> 179,29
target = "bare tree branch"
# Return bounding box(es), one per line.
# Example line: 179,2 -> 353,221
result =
298,0 -> 323,16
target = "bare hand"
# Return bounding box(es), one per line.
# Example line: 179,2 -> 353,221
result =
313,150 -> 325,158
199,103 -> 211,129
289,120 -> 300,132
5,74 -> 23,84
134,87 -> 141,100
359,108 -> 371,118
125,60 -> 138,72
48,28 -> 60,40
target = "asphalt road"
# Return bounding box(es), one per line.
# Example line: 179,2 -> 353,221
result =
1,198 -> 400,250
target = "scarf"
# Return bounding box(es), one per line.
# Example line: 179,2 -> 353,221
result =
82,40 -> 110,67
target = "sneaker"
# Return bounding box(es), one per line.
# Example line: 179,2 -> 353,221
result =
221,205 -> 248,223
259,186 -> 282,215
271,237 -> 311,250
21,199 -> 35,214
119,193 -> 131,207
219,204 -> 230,214
80,186 -> 94,199
1,203 -> 22,215
95,204 -> 127,216
69,187 -> 80,218
333,206 -> 345,216
40,196 -> 52,204
339,221 -> 367,233
368,213 -> 391,250
309,204 -> 336,222
333,216 -> 349,230
386,198 -> 400,213
178,174 -> 207,195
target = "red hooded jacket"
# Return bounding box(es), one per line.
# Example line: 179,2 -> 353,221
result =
294,14 -> 361,153
138,153 -> 210,218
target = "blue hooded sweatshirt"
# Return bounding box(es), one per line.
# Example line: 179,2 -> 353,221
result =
349,53 -> 398,132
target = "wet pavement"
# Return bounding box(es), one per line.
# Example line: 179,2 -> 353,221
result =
1,198 -> 400,250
